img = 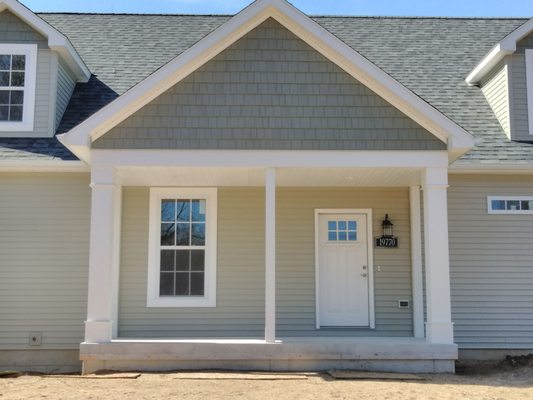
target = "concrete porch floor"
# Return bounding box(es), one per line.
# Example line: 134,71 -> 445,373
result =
80,337 -> 458,374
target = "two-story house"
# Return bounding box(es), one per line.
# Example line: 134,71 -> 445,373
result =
1,0 -> 533,374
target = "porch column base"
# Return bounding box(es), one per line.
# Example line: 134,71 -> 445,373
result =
425,321 -> 454,344
84,320 -> 113,343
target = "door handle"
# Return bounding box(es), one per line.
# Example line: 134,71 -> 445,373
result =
361,273 -> 367,278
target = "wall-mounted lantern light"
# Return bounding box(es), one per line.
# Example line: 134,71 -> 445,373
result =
382,214 -> 394,238
375,214 -> 398,248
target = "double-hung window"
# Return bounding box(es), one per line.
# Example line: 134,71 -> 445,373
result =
147,188 -> 217,307
0,44 -> 37,131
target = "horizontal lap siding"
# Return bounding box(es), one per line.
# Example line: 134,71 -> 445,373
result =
118,187 -> 265,338
55,59 -> 76,129
0,10 -> 47,47
277,188 -> 412,337
481,61 -> 510,137
449,174 -> 533,348
94,18 -> 443,151
119,187 -> 413,338
0,173 -> 90,350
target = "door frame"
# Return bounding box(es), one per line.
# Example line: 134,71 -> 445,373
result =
314,208 -> 375,329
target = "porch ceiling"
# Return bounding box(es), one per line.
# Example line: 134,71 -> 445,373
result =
115,166 -> 423,187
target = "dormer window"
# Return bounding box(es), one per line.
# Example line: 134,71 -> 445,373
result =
0,44 -> 37,131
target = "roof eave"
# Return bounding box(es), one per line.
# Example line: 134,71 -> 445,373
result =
466,16 -> 533,85
57,132 -> 91,164
465,43 -> 514,85
450,163 -> 533,174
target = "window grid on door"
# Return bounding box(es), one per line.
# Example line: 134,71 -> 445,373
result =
328,220 -> 357,241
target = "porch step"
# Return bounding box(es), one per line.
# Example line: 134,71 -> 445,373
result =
80,338 -> 458,362
328,370 -> 424,380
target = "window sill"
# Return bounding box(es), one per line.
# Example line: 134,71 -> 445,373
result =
0,120 -> 34,132
147,295 -> 216,308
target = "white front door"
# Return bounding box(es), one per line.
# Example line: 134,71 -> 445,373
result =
318,213 -> 369,327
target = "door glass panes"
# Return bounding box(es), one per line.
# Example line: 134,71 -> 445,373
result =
159,199 -> 206,296
328,220 -> 357,242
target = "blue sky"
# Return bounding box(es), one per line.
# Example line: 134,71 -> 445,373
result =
19,0 -> 533,17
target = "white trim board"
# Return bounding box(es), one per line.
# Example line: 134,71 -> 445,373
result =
314,209 -> 375,330
91,150 -> 449,169
0,160 -> 88,172
466,17 -> 533,85
58,0 -> 474,163
0,0 -> 90,81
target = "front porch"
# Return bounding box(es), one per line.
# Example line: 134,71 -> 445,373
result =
81,337 -> 457,374
82,149 -> 457,373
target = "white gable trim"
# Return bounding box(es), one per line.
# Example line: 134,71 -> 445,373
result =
0,0 -> 90,81
58,0 -> 474,163
466,17 -> 533,85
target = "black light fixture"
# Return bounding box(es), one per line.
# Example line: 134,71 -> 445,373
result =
382,214 -> 394,238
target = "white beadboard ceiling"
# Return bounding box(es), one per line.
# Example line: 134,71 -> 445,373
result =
116,167 -> 422,187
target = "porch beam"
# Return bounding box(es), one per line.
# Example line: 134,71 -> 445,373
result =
265,168 -> 276,343
409,186 -> 424,338
84,166 -> 122,343
91,150 -> 449,169
422,168 -> 454,344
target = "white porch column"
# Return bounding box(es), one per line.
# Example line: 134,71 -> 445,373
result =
422,168 -> 454,344
84,166 -> 122,343
265,168 -> 276,343
409,186 -> 424,338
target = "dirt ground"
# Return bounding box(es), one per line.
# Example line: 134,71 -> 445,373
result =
2,359 -> 533,400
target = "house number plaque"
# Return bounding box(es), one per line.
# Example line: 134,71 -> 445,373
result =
375,236 -> 398,248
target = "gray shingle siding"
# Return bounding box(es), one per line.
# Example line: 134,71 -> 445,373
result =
94,19 -> 444,151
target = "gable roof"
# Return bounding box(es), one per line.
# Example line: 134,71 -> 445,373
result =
57,0 -> 474,163
0,0 -> 90,81
466,17 -> 533,85
1,10 -> 532,165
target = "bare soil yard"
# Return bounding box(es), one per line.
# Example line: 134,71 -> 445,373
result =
2,360 -> 533,400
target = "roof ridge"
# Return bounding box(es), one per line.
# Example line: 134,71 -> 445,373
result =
36,12 -> 530,20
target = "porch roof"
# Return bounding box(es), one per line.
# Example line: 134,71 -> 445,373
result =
2,7 -> 532,164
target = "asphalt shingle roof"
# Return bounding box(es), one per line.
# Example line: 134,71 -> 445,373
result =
1,13 -> 532,164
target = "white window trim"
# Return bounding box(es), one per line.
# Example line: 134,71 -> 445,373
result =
487,196 -> 533,214
0,43 -> 37,132
526,49 -> 533,135
147,187 -> 217,307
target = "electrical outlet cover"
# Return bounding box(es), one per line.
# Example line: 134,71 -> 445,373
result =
28,332 -> 42,346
